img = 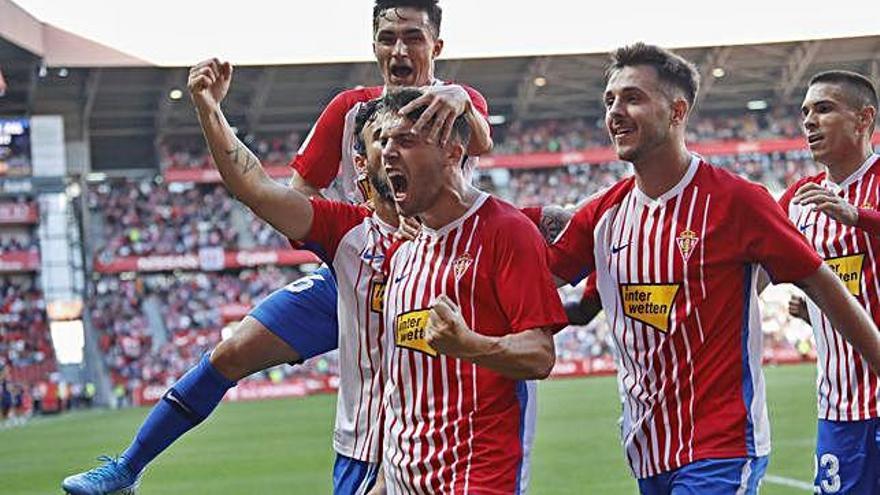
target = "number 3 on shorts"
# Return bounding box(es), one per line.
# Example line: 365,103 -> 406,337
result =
814,453 -> 841,493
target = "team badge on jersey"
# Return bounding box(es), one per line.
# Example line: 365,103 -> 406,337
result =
620,283 -> 681,332
395,309 -> 438,357
676,229 -> 699,263
453,253 -> 474,282
825,254 -> 865,297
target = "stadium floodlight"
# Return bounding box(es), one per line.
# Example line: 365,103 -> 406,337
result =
533,76 -> 547,87
747,99 -> 768,110
38,65 -> 47,78
488,115 -> 507,125
711,67 -> 726,78
169,88 -> 183,100
58,68 -> 69,78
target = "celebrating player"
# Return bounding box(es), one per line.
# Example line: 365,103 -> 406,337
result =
779,70 -> 879,494
548,43 -> 880,494
61,1 -> 492,494
375,88 -> 569,494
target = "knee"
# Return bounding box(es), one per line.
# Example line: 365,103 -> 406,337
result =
209,331 -> 251,381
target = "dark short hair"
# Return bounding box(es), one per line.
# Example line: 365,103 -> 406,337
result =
605,42 -> 701,107
353,99 -> 382,155
809,70 -> 879,114
373,0 -> 442,37
379,88 -> 470,146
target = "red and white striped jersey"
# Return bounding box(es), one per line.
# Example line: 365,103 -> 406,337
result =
303,199 -> 397,462
381,194 -> 568,494
550,156 -> 822,478
290,83 -> 488,205
780,153 -> 880,421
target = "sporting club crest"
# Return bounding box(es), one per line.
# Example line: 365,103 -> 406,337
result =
676,229 -> 699,263
453,253 -> 474,281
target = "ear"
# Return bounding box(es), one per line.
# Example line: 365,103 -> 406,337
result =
670,97 -> 689,126
445,141 -> 465,169
858,105 -> 877,134
354,153 -> 367,170
432,38 -> 444,59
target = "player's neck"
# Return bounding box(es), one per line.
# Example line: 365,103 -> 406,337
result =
631,140 -> 692,200
825,145 -> 875,184
420,176 -> 480,230
373,199 -> 400,228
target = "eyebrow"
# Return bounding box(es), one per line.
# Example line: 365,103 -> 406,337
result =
376,27 -> 426,36
802,99 -> 835,111
605,86 -> 647,97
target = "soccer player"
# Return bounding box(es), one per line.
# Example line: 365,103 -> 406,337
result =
376,88 -> 569,494
61,1 -> 492,494
547,43 -> 880,494
779,70 -> 880,494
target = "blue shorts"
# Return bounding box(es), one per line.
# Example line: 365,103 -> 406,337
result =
815,418 -> 880,494
248,266 -> 339,361
637,456 -> 768,495
333,454 -> 379,495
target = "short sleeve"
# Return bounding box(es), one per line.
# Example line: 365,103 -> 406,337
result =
460,84 -> 489,118
304,198 -> 370,263
492,213 -> 569,334
289,91 -> 353,189
548,205 -> 598,286
582,273 -> 598,301
737,183 -> 822,283
519,207 -> 543,228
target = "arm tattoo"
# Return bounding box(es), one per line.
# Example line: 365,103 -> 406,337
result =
224,143 -> 259,175
539,206 -> 572,244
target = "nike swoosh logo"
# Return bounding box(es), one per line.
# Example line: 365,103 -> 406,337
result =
394,273 -> 409,283
360,252 -> 385,262
799,223 -> 816,232
611,243 -> 630,254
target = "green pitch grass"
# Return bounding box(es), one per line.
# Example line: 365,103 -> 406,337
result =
1,364 -> 817,494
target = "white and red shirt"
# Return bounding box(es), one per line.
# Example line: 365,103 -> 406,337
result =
549,156 -> 822,478
302,199 -> 396,463
780,153 -> 880,421
291,83 -> 489,205
289,83 -> 489,463
381,193 -> 568,494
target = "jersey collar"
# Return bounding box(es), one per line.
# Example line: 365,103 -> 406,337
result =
632,154 -> 701,209
381,78 -> 442,96
420,191 -> 489,238
825,153 -> 880,192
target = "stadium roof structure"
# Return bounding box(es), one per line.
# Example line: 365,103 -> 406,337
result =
0,0 -> 878,170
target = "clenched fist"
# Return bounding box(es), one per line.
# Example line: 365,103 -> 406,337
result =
425,294 -> 483,359
188,58 -> 233,112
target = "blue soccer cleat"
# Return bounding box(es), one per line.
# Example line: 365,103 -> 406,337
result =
62,455 -> 141,495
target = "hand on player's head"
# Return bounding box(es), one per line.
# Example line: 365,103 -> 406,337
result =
398,85 -> 470,147
188,58 -> 233,110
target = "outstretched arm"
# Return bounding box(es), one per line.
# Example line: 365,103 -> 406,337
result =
189,59 -> 314,241
796,264 -> 880,373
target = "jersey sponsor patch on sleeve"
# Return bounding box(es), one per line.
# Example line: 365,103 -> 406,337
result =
394,309 -> 437,357
825,253 -> 865,296
619,283 -> 681,332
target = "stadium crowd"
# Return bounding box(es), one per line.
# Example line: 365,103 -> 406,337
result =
157,111 -> 807,169
89,266 -> 341,398
0,232 -> 39,255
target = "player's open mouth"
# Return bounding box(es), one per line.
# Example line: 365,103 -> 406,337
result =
387,170 -> 409,201
610,120 -> 636,139
807,134 -> 824,146
390,65 -> 414,80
